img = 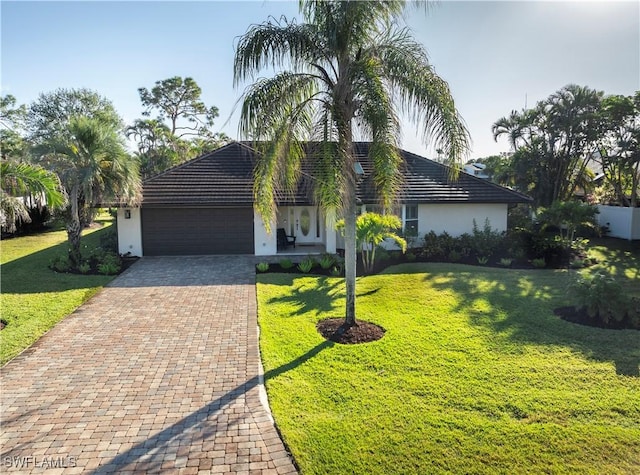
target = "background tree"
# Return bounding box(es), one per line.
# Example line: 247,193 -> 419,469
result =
1,94 -> 28,161
595,92 -> 640,207
471,154 -> 516,187
132,76 -> 228,177
26,88 -> 123,145
36,116 -> 140,267
234,0 -> 469,326
493,84 -> 602,207
126,119 -> 183,179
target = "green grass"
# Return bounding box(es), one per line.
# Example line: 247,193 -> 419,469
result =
1,219 -> 116,365
257,240 -> 640,474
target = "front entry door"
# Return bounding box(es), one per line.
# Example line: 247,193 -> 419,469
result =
293,207 -> 322,244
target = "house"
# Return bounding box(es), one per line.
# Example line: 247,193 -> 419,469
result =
462,162 -> 489,179
116,142 -> 531,256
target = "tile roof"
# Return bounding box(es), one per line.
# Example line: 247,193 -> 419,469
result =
141,141 -> 531,207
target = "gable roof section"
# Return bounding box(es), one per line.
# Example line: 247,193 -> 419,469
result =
142,142 -> 256,207
141,141 -> 531,207
359,145 -> 531,204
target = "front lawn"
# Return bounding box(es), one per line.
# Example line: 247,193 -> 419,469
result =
257,246 -> 640,474
0,221 -> 116,365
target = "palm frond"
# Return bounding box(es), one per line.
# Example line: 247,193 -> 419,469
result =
0,160 -> 65,208
0,191 -> 31,233
354,56 -> 402,210
375,28 -> 471,171
234,20 -> 322,86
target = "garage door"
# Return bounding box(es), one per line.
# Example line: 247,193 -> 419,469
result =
141,208 -> 254,256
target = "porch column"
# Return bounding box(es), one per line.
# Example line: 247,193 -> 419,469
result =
254,207 -> 278,255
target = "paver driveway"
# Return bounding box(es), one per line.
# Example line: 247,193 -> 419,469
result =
0,256 -> 297,474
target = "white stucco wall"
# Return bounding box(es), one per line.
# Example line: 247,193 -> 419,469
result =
117,208 -> 143,257
338,203 -> 509,251
254,209 -> 278,256
597,205 -> 640,240
418,203 -> 508,237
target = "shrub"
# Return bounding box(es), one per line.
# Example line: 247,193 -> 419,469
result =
279,258 -> 294,269
568,272 -> 634,324
405,251 -> 417,262
530,234 -> 571,267
78,262 -> 91,274
449,250 -> 462,262
330,264 -> 343,276
537,201 -> 599,241
297,258 -> 315,273
532,258 -> 546,268
319,254 -> 336,269
99,226 -> 118,253
49,254 -> 71,273
256,262 -> 270,272
470,219 -> 504,258
570,259 -> 586,269
499,258 -> 513,267
476,256 -> 489,265
98,262 -> 120,275
96,252 -> 121,275
376,247 -> 391,262
423,231 -> 445,258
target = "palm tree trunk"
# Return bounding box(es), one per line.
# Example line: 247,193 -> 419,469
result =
66,185 -> 82,268
344,185 -> 357,326
339,118 -> 357,326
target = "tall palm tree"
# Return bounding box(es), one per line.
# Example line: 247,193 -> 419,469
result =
234,0 -> 469,325
493,85 -> 603,207
0,160 -> 65,233
38,116 -> 140,267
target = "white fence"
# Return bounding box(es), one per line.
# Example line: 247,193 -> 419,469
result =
597,205 -> 640,240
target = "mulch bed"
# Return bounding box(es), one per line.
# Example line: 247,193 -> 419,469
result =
316,318 -> 385,344
554,306 -> 639,331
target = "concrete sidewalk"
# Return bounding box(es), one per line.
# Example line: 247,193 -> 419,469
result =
0,256 -> 297,474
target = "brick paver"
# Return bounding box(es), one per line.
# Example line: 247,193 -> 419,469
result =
1,256 -> 297,474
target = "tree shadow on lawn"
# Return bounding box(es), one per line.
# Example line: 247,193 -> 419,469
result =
413,264 -> 640,377
588,237 -> 640,284
264,275 -> 380,317
1,227 -> 114,294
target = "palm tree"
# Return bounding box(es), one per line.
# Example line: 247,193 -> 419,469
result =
38,116 -> 140,267
1,160 -> 65,233
234,0 -> 469,326
493,85 -> 603,207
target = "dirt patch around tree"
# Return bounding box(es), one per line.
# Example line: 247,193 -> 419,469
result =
316,318 -> 385,344
554,306 -> 639,331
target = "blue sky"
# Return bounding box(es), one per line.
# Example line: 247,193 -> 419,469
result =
2,1 -> 638,159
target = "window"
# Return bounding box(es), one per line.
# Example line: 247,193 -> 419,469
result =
404,205 -> 418,236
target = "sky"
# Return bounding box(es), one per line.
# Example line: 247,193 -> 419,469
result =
1,0 -> 639,160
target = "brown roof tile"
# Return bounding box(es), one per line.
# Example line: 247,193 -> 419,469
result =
141,141 -> 531,207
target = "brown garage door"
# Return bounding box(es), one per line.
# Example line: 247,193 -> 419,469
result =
141,207 -> 254,256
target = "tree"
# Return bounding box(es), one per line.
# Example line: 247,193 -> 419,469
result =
234,0 -> 469,326
0,160 -> 65,233
133,76 -> 227,176
493,84 -> 602,207
473,154 -> 516,187
338,212 -> 406,273
26,88 -> 123,145
596,92 -> 640,207
126,119 -> 182,178
1,95 -> 28,161
37,117 -> 140,267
